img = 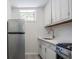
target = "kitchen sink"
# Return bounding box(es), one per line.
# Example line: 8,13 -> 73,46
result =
43,38 -> 53,40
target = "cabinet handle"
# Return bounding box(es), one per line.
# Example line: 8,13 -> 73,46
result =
40,45 -> 41,48
45,48 -> 46,59
68,12 -> 70,16
45,48 -> 46,52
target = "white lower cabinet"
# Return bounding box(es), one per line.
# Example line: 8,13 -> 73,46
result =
39,44 -> 42,58
41,45 -> 46,59
39,42 -> 56,59
46,48 -> 56,59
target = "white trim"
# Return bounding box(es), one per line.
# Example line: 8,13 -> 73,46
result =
25,52 -> 38,55
12,6 -> 44,10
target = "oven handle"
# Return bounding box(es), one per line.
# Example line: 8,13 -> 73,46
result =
55,50 -> 70,57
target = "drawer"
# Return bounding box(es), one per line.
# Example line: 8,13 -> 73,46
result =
41,41 -> 50,47
42,41 -> 56,51
49,45 -> 56,51
38,39 -> 56,52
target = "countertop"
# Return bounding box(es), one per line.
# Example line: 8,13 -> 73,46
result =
38,37 -> 71,45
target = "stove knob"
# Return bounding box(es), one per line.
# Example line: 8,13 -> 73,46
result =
61,49 -> 62,51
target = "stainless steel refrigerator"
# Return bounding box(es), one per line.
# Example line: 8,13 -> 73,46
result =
7,19 -> 25,59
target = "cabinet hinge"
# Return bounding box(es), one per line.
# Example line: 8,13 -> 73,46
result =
45,48 -> 46,52
68,12 -> 70,16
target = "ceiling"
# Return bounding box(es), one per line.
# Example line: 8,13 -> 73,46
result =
10,0 -> 48,8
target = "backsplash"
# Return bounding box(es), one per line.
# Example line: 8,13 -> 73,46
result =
46,22 -> 72,43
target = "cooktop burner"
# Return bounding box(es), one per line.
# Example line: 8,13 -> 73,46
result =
56,43 -> 72,51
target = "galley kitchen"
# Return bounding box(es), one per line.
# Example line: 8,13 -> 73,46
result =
7,0 -> 72,59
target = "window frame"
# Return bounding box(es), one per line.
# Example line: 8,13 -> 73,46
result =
19,10 -> 36,22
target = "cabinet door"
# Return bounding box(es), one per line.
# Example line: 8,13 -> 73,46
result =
53,0 -> 61,22
41,45 -> 46,59
52,0 -> 56,23
61,0 -> 69,20
38,43 -> 42,57
46,48 -> 56,59
69,0 -> 72,19
44,0 -> 51,26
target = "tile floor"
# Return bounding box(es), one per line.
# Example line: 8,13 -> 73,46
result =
25,55 -> 41,59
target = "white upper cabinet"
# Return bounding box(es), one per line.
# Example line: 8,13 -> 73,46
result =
52,0 -> 71,23
53,0 -> 61,23
51,0 -> 56,23
60,0 -> 69,21
69,0 -> 72,19
44,0 -> 52,26
44,0 -> 72,26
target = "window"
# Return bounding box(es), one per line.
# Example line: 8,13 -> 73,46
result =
19,10 -> 36,22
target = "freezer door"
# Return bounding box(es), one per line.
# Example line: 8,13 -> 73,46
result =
8,21 -> 25,32
8,34 -> 25,59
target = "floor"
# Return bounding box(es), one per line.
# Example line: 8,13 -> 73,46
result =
25,55 -> 41,59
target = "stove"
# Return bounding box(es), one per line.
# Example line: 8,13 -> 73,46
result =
56,43 -> 72,51
56,43 -> 72,59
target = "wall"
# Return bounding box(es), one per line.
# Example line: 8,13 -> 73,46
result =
7,0 -> 12,19
25,8 -> 47,55
54,22 -> 72,43
43,21 -> 72,45
11,8 -> 21,19
11,7 -> 47,55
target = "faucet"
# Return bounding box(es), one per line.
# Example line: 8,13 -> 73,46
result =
52,29 -> 55,39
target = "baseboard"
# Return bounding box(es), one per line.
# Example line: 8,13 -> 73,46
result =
25,52 -> 38,55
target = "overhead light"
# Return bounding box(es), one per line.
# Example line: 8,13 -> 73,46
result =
19,10 -> 36,12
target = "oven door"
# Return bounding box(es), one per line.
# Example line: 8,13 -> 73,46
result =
56,53 -> 70,59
